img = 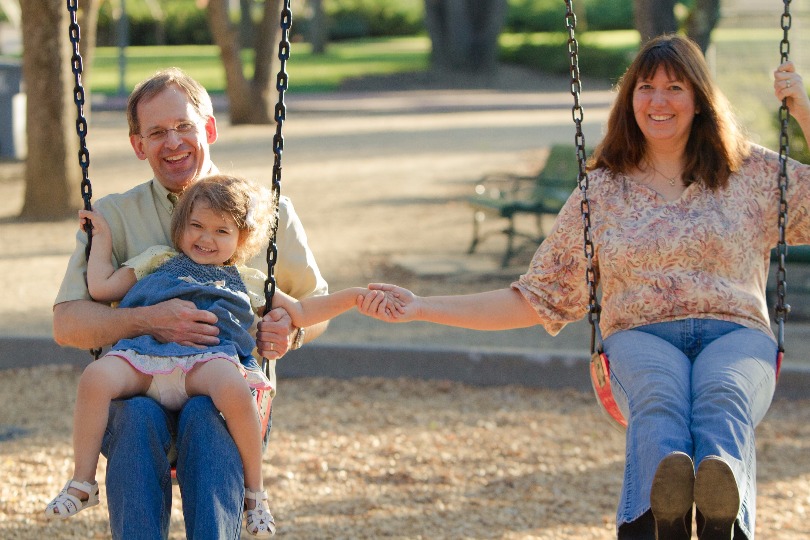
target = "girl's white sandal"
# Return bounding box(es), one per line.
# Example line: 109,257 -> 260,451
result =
244,489 -> 276,536
44,479 -> 99,519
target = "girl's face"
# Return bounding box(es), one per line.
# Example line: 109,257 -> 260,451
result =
632,65 -> 698,151
179,201 -> 240,266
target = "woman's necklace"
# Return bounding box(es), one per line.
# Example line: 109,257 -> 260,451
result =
649,164 -> 680,186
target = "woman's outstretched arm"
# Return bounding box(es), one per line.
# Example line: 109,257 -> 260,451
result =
359,284 -> 541,331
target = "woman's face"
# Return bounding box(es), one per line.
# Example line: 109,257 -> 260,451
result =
632,65 -> 698,151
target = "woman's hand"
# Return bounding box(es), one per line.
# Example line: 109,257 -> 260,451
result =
774,61 -> 810,132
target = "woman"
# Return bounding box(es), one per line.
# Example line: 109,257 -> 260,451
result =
360,35 -> 810,539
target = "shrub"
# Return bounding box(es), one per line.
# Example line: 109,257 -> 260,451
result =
506,0 -> 634,33
500,33 -> 637,83
95,0 -> 423,46
96,1 -> 211,47
323,0 -> 423,40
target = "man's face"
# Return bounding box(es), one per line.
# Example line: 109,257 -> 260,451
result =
129,85 -> 218,193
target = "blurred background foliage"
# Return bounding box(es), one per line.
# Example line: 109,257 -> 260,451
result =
83,0 -> 640,83
89,0 -> 638,46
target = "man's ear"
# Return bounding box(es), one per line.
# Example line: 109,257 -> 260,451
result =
129,134 -> 147,160
205,116 -> 218,144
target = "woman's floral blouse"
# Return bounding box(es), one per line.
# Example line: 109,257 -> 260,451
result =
513,144 -> 810,340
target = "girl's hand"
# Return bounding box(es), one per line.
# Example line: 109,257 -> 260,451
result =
78,208 -> 112,242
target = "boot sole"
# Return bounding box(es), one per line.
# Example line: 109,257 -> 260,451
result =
694,456 -> 740,540
650,452 -> 694,540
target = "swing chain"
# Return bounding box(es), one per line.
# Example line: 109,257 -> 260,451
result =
263,0 -> 292,318
565,0 -> 601,354
775,0 -> 792,351
66,2 -> 94,221
67,0 -> 102,361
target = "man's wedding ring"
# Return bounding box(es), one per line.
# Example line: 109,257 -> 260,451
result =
787,79 -> 792,88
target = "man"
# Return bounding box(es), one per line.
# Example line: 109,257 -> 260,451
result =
53,67 -> 328,539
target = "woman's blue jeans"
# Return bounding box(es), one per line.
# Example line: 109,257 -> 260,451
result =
604,319 -> 778,539
100,396 -> 248,539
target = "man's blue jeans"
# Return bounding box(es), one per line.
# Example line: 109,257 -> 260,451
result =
604,319 -> 777,539
101,396 -> 250,539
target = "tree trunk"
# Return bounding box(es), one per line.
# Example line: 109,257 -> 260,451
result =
424,0 -> 507,73
77,0 -> 100,115
77,0 -> 100,85
207,0 -> 280,124
308,0 -> 327,55
634,0 -> 677,45
239,0 -> 254,48
685,0 -> 720,54
19,0 -> 80,220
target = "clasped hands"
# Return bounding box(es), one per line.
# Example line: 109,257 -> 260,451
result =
256,284 -> 415,359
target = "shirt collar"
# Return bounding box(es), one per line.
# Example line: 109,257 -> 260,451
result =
150,164 -> 220,214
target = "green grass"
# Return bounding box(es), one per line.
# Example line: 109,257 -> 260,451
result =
88,37 -> 431,96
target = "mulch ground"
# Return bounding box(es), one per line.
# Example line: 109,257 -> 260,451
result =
1,365 -> 809,539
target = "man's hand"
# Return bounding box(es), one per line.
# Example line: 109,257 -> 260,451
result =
144,299 -> 220,348
256,307 -> 294,359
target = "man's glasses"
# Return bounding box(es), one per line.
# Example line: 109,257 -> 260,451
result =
139,121 -> 202,143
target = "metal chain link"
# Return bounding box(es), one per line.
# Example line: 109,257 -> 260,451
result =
775,0 -> 792,353
67,0 -> 102,360
263,0 -> 292,328
67,1 -> 94,244
564,0 -> 602,354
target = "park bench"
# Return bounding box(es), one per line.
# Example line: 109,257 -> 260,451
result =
466,144 -> 585,267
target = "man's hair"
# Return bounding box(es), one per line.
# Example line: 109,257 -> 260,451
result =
126,67 -> 214,136
590,34 -> 749,190
170,174 -> 273,266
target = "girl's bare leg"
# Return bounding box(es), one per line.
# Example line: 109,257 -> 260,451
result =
68,356 -> 152,503
185,359 -> 263,494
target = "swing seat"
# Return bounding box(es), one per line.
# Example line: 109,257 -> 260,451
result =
589,352 -> 627,429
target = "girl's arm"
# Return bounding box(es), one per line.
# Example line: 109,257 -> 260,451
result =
79,209 -> 137,303
360,284 -> 541,330
270,287 -> 393,328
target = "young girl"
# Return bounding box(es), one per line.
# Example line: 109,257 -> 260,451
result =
44,174 -> 399,536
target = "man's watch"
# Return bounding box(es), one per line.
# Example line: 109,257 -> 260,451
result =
291,326 -> 306,350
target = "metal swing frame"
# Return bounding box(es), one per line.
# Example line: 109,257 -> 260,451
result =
66,0 -> 294,452
563,0 -> 791,429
